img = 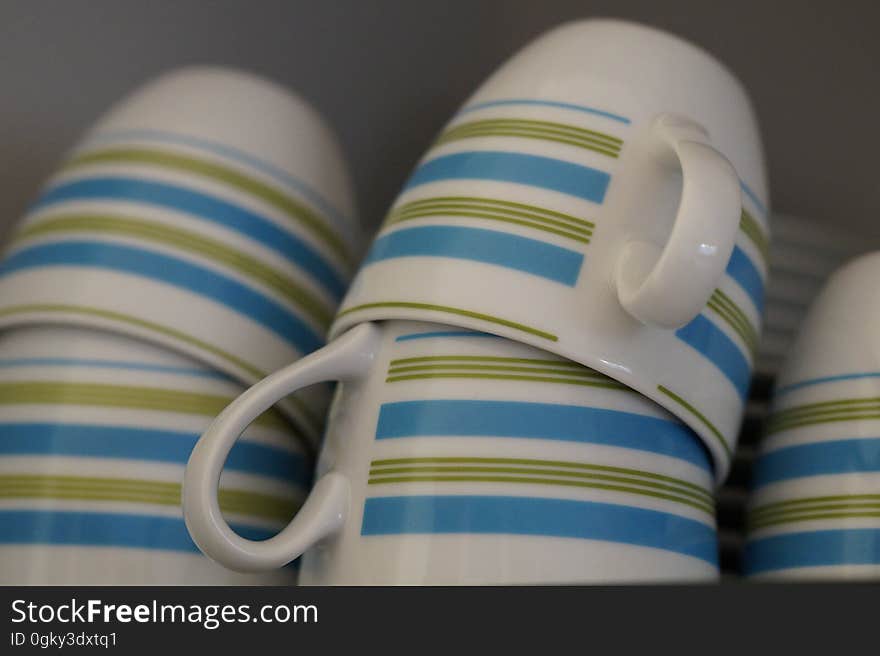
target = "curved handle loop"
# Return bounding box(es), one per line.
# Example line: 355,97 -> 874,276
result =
617,113 -> 742,328
182,322 -> 381,572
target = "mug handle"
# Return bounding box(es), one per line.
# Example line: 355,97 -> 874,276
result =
616,113 -> 742,328
182,322 -> 382,572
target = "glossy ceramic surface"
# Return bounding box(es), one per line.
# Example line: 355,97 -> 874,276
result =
185,320 -> 719,584
330,20 -> 770,481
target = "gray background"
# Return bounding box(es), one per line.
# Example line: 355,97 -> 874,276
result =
1,0 -> 877,238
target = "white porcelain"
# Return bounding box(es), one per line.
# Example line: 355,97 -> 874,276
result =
745,253 -> 880,579
330,20 -> 769,481
0,325 -> 308,585
0,66 -> 358,444
184,320 -> 719,584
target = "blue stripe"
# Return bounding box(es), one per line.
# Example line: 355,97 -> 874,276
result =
0,510 -> 278,553
0,357 -> 230,380
0,241 -> 323,355
365,225 -> 583,286
676,314 -> 751,400
89,128 -> 353,233
726,245 -> 765,313
375,400 -> 711,471
0,423 -> 309,484
458,99 -> 631,124
396,330 -> 499,342
740,181 -> 768,217
745,529 -> 880,574
361,496 -> 717,565
404,151 -> 610,205
753,438 -> 880,488
775,372 -> 880,398
32,177 -> 346,298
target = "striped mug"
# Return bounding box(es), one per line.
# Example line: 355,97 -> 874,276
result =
184,321 -> 719,584
746,253 -> 880,579
0,66 -> 358,445
0,325 -> 308,585
331,19 -> 769,482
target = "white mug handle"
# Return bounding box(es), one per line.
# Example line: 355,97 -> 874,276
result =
182,322 -> 382,572
616,113 -> 742,328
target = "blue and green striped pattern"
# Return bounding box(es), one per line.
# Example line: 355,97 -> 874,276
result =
385,354 -> 629,389
0,240 -> 325,356
60,144 -> 355,268
361,495 -> 717,565
745,528 -> 880,575
436,116 -> 624,158
374,399 -> 712,472
0,138 -> 355,375
0,510 -> 283,554
336,301 -> 558,342
752,437 -> 880,488
369,456 -> 713,516
765,396 -> 880,435
363,224 -> 584,286
0,474 -> 298,524
384,195 -> 594,245
0,356 -> 309,553
749,494 -> 880,531
10,213 -> 334,330
86,128 -> 353,235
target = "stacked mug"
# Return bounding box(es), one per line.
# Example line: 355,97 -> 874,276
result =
745,253 -> 880,579
0,67 -> 359,584
184,20 -> 771,584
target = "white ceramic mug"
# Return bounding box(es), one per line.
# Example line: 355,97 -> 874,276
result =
184,321 -> 718,584
745,253 -> 880,579
330,20 -> 769,481
0,325 -> 307,585
0,66 -> 358,444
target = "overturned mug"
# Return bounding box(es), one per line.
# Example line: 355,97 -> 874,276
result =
331,19 -> 769,481
745,253 -> 880,579
185,321 -> 719,584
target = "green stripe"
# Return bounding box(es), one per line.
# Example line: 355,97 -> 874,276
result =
767,412 -> 880,434
389,355 -> 583,367
751,502 -> 880,522
657,385 -> 730,457
739,210 -> 769,264
386,208 -> 590,244
707,289 -> 758,353
437,127 -> 620,158
368,465 -> 712,505
390,196 -> 595,229
751,494 -> 880,517
385,373 -> 629,388
749,510 -> 880,531
389,206 -> 593,237
385,196 -> 595,244
443,118 -> 624,146
387,363 -> 607,377
773,397 -> 880,412
0,381 -> 286,429
771,397 -> 880,419
767,397 -> 880,434
0,474 -> 299,523
336,302 -> 557,342
368,475 -> 712,515
437,118 -> 623,157
371,456 -> 712,496
65,147 -> 354,266
12,213 -> 333,327
0,304 -> 318,441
